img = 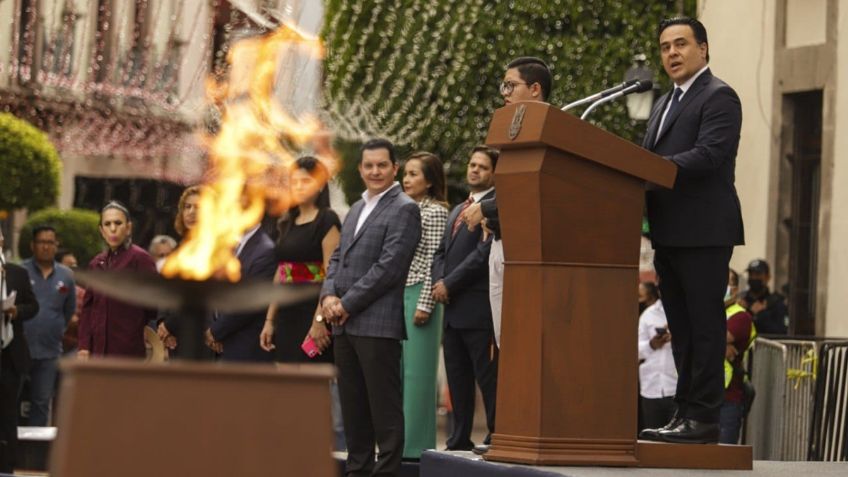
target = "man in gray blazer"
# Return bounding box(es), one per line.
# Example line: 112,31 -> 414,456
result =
321,138 -> 421,476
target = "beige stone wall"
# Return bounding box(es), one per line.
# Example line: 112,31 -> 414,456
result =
698,1 -> 777,274
700,0 -> 847,337
827,4 -> 848,338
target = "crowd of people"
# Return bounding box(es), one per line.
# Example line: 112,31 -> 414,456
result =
0,14 -> 797,475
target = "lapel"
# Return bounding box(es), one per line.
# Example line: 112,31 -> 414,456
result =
644,91 -> 671,149
651,69 -> 713,147
341,201 -> 364,257
345,185 -> 401,252
237,230 -> 261,272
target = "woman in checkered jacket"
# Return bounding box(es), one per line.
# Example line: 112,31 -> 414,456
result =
401,151 -> 450,459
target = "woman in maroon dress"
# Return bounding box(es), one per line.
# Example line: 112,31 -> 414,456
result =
78,201 -> 157,358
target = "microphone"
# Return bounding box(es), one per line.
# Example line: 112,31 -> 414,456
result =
560,80 -> 638,112
580,80 -> 653,120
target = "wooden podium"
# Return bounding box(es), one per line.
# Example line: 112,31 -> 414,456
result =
482,102 -> 751,470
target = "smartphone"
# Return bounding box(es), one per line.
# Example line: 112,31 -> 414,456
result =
655,327 -> 668,337
301,336 -> 320,358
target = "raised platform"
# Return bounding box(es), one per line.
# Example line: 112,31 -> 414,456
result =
421,451 -> 847,477
484,439 -> 753,470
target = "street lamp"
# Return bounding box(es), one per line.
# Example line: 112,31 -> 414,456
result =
624,53 -> 655,121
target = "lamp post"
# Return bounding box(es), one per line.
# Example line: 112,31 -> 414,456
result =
624,53 -> 655,121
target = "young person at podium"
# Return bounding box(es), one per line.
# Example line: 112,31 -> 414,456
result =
461,57 -> 552,350
638,17 -> 744,444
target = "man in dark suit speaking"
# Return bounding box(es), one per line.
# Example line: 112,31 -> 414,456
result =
639,17 -> 744,444
321,138 -> 421,476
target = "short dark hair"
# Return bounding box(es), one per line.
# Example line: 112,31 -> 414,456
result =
32,224 -> 57,241
360,138 -> 396,164
471,145 -> 500,171
658,17 -> 710,62
506,57 -> 552,101
640,281 -> 660,301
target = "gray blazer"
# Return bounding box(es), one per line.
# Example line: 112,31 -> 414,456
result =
321,185 -> 421,340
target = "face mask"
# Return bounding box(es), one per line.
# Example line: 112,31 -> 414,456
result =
748,279 -> 765,294
724,286 -> 732,302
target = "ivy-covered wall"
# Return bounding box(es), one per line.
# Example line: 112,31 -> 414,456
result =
322,0 -> 696,203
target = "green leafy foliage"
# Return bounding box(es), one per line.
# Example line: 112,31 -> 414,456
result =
323,0 -> 695,202
0,113 -> 61,211
18,208 -> 103,265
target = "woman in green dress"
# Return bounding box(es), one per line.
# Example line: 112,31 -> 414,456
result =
401,152 -> 449,459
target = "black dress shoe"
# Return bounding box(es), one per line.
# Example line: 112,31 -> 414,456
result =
638,415 -> 684,441
471,444 -> 490,455
658,419 -> 719,444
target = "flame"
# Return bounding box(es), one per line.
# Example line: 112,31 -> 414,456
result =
162,23 -> 335,282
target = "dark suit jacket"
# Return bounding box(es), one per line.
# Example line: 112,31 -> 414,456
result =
209,229 -> 277,362
321,185 -> 421,340
432,190 -> 495,330
2,262 -> 39,374
643,69 -> 744,248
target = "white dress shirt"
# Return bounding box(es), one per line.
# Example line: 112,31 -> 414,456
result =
637,300 -> 677,398
656,64 -> 710,136
355,182 -> 399,236
470,187 -> 494,204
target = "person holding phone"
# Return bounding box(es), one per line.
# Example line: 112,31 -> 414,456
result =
637,281 -> 677,432
260,156 -> 340,363
259,156 -> 345,451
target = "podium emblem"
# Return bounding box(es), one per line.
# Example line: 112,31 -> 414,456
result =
508,104 -> 526,140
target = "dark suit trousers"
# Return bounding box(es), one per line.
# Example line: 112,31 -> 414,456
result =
654,246 -> 732,423
334,334 -> 403,476
443,325 -> 498,449
0,348 -> 21,473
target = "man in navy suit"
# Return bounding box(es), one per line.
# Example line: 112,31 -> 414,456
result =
207,224 -> 276,362
321,138 -> 421,476
432,146 -> 498,452
639,17 -> 744,444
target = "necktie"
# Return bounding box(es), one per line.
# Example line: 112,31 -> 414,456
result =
451,197 -> 474,238
657,87 -> 682,142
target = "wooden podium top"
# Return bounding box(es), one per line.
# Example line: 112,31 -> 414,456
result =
486,101 -> 676,189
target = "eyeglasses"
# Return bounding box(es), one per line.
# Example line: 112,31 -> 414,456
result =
499,80 -> 528,95
34,240 -> 57,246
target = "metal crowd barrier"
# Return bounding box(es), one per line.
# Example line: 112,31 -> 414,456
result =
745,338 -> 818,460
808,341 -> 848,461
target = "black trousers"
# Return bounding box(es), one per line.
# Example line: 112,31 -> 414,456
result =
0,349 -> 22,473
443,325 -> 498,450
654,246 -> 732,424
641,396 -> 677,431
334,334 -> 403,476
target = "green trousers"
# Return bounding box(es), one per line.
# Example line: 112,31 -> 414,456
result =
401,283 -> 444,459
